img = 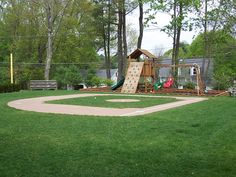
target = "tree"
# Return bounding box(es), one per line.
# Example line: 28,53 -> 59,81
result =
41,0 -> 71,80
116,0 -> 137,81
137,0 -> 144,49
163,42 -> 190,58
53,65 -> 82,88
188,30 -> 236,89
146,0 -> 200,79
194,0 -> 236,81
93,0 -> 117,79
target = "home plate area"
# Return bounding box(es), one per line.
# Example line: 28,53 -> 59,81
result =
8,93 -> 207,117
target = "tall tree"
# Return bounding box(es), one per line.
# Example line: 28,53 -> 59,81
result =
117,0 -> 124,81
147,0 -> 200,79
116,0 -> 137,81
42,0 -> 71,80
93,0 -> 117,79
137,0 -> 143,49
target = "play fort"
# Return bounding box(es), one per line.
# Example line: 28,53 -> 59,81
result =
111,49 -> 205,95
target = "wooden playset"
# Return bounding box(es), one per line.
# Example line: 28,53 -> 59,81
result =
121,49 -> 157,93
120,48 -> 205,95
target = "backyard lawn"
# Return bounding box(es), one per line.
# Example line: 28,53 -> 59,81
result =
48,94 -> 177,108
0,91 -> 235,177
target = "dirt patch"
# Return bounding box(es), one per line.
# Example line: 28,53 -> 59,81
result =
106,99 -> 140,103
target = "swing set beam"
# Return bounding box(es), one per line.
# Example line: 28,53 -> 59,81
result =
154,64 -> 204,96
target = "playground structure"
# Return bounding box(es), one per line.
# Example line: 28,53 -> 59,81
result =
155,63 -> 205,95
114,48 -> 205,95
121,49 -> 157,93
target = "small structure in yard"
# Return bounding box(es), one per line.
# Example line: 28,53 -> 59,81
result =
155,63 -> 204,95
117,48 -> 205,95
229,80 -> 236,97
29,80 -> 57,90
121,48 -> 158,93
159,58 -> 213,88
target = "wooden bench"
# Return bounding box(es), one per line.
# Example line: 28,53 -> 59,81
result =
29,80 -> 57,90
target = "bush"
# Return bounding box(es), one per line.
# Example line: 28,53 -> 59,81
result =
0,83 -> 23,93
0,67 -> 10,85
15,66 -> 44,87
53,66 -> 82,89
103,79 -> 114,86
90,76 -> 102,87
184,82 -> 196,89
213,66 -> 235,90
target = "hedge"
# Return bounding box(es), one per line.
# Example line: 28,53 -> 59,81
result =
0,83 -> 23,93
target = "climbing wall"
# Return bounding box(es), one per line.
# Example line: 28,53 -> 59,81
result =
121,62 -> 144,93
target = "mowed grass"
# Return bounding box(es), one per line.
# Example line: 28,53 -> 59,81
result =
48,95 -> 177,108
0,90 -> 236,177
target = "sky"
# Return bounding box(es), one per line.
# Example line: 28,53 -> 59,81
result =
127,7 -> 200,55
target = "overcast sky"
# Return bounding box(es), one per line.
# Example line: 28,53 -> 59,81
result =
127,7 -> 200,55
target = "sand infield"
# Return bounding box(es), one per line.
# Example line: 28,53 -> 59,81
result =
8,93 -> 207,117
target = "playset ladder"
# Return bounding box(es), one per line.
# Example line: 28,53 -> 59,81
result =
121,62 -> 144,93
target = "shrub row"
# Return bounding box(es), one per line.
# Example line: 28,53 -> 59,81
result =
0,83 -> 23,93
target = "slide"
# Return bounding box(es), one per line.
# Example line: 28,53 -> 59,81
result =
163,77 -> 174,88
111,77 -> 125,90
154,79 -> 163,90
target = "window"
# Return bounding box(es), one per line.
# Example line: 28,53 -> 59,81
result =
190,67 -> 198,76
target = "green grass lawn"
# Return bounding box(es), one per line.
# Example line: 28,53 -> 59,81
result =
0,90 -> 236,177
48,95 -> 177,108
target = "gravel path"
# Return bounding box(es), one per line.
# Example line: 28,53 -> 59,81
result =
8,93 -> 208,117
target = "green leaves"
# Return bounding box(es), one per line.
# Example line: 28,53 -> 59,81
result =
53,65 -> 82,87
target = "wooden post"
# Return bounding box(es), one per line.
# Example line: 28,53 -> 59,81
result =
10,53 -> 14,84
196,65 -> 200,96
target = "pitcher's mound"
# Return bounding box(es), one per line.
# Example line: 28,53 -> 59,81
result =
106,99 -> 140,103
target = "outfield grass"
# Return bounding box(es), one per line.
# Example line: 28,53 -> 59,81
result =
48,95 -> 177,108
0,90 -> 235,177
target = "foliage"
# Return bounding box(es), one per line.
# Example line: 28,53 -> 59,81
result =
90,76 -> 103,87
213,41 -> 236,90
180,30 -> 236,89
53,66 -> 82,88
183,82 -> 196,89
103,79 -> 114,86
164,42 -> 190,58
0,91 -> 235,177
15,66 -> 44,84
86,68 -> 97,87
0,83 -> 22,93
0,67 -> 10,84
0,0 -> 101,81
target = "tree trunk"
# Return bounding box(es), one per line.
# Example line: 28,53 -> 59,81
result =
202,0 -> 208,83
122,0 -> 127,76
103,27 -> 109,78
137,0 -> 143,49
106,0 -> 111,79
44,1 -> 53,80
117,2 -> 123,81
174,2 -> 182,67
171,0 -> 177,76
37,44 -> 43,63
102,2 -> 111,79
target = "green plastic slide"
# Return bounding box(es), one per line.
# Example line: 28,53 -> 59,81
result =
111,77 -> 125,90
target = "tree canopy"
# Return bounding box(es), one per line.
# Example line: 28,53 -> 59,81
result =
0,0 -> 235,88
